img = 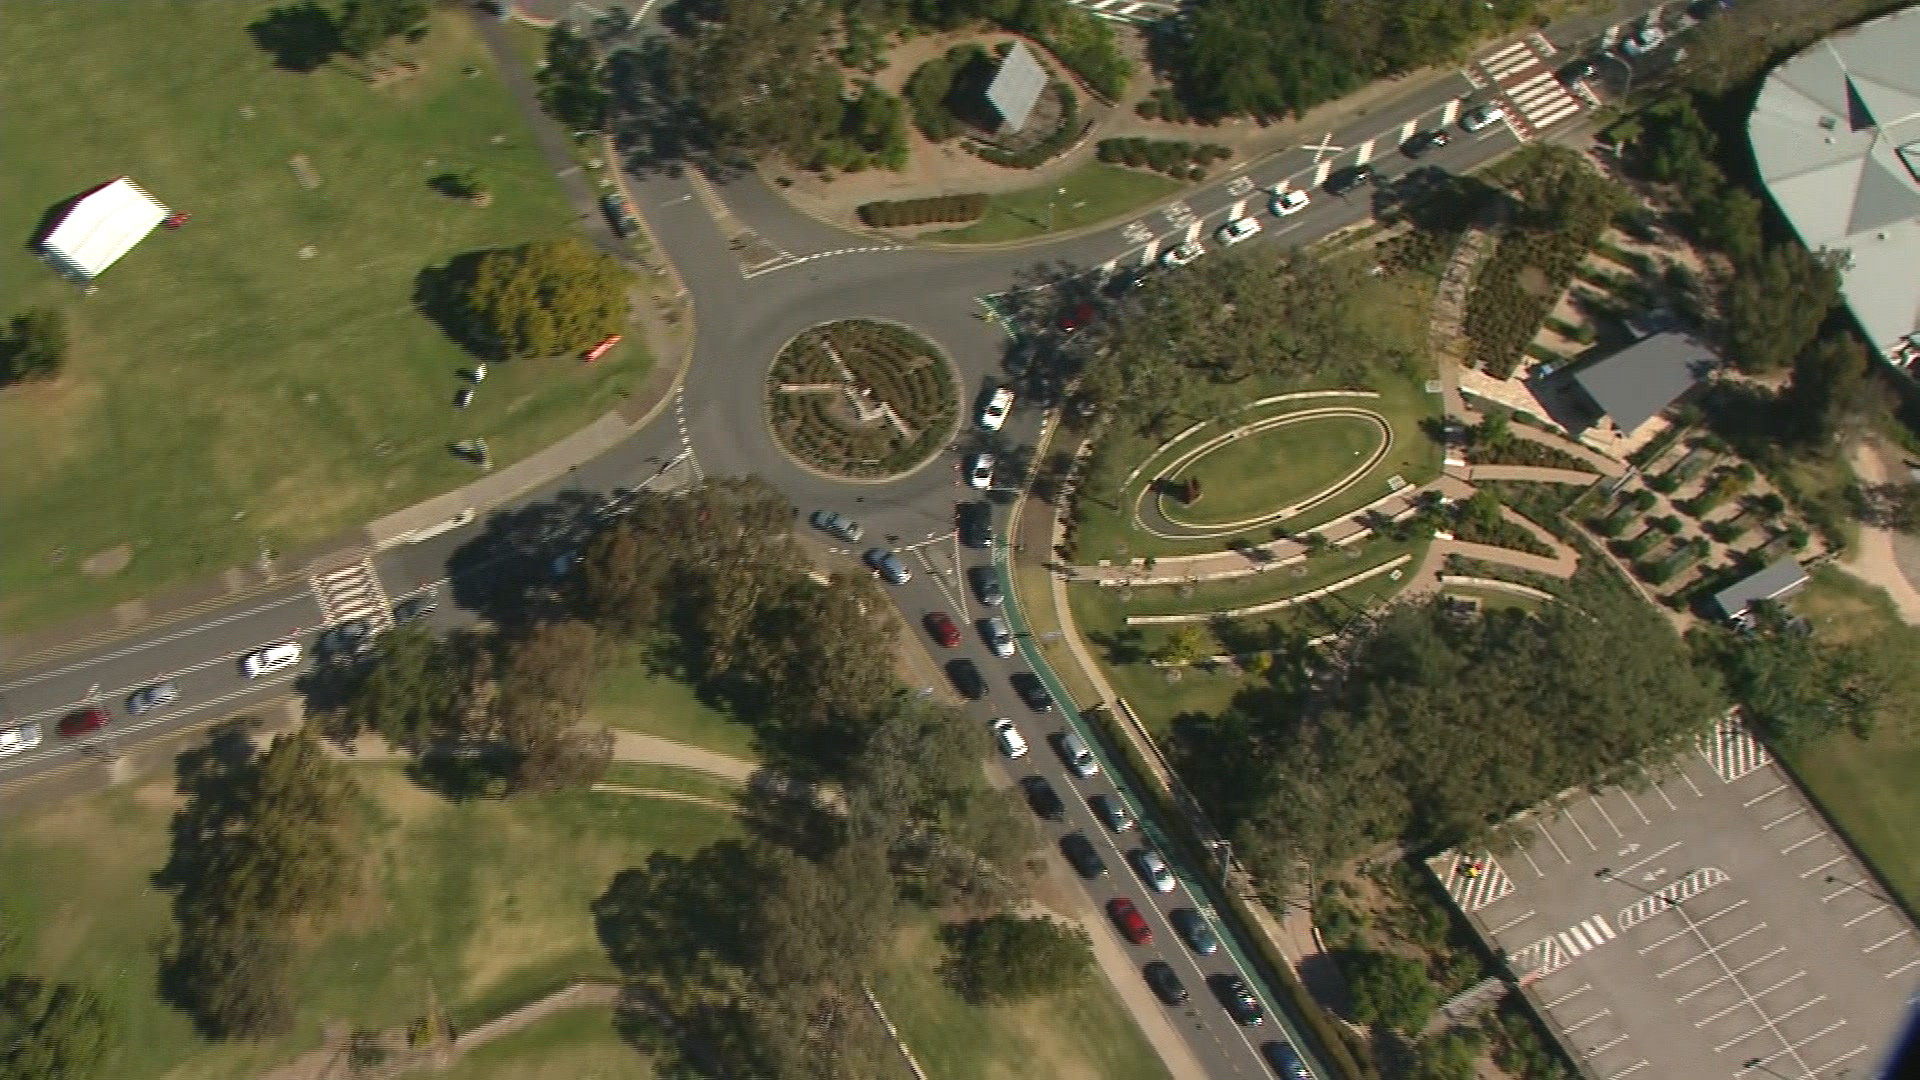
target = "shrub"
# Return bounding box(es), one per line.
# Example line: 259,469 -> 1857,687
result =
857,194 -> 989,228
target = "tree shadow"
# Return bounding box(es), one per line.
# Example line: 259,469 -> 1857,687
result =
442,491 -> 605,631
412,251 -> 491,358
247,1 -> 340,73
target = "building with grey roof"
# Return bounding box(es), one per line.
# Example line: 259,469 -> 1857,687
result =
1570,331 -> 1718,437
1748,5 -> 1920,372
985,42 -> 1048,133
1711,559 -> 1810,624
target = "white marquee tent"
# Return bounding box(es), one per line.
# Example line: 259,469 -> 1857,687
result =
39,177 -> 169,282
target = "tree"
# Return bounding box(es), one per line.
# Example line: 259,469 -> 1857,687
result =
1693,605 -> 1889,746
945,915 -> 1095,1004
342,626 -> 473,748
577,522 -> 672,636
463,239 -> 626,359
1340,946 -> 1440,1033
336,0 -> 427,59
165,912 -> 296,1039
538,24 -> 607,131
1779,334 -> 1883,452
1157,625 -> 1209,667
0,976 -> 115,1080
1724,243 -> 1842,373
493,620 -> 613,793
667,0 -> 837,161
3,308 -> 70,383
1409,1028 -> 1485,1080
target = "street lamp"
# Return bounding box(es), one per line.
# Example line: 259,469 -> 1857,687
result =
1595,866 -> 1679,907
1046,186 -> 1068,231
1826,874 -> 1894,905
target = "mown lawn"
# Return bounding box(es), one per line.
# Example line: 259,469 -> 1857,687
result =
0,4 -> 645,634
1164,411 -> 1388,527
0,765 -> 739,1080
425,1006 -> 652,1080
587,649 -> 761,763
928,162 -> 1181,244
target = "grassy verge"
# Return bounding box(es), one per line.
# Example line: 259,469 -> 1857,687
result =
588,649 -> 761,763
422,1006 -> 651,1080
0,4 -> 641,634
0,765 -> 740,1080
926,163 -> 1180,245
869,912 -> 1170,1080
600,761 -> 745,805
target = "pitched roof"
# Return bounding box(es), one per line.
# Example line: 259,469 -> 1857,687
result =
986,42 -> 1047,133
39,177 -> 169,281
1571,332 -> 1717,435
1712,559 -> 1810,621
1748,6 -> 1920,362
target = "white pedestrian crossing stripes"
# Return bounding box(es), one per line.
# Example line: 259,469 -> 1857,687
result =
1698,714 -> 1771,782
1062,0 -> 1174,24
1468,37 -> 1586,141
1226,198 -> 1248,220
308,557 -> 393,630
1616,867 -> 1730,931
1353,138 -> 1374,165
1433,851 -> 1515,911
1513,914 -> 1619,977
1438,98 -> 1460,126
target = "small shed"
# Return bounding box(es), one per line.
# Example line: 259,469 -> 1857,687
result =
985,42 -> 1048,133
39,177 -> 170,282
1711,559 -> 1810,624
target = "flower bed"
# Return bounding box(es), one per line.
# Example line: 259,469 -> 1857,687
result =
765,320 -> 958,479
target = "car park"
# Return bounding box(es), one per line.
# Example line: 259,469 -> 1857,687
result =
978,386 -> 1015,431
1145,961 -> 1190,1005
966,453 -> 995,490
59,707 -> 109,737
1013,672 -> 1054,712
241,641 -> 301,678
1134,848 -> 1176,893
947,657 -> 987,700
1216,215 -> 1262,246
393,589 -> 438,624
1022,775 -> 1065,820
959,501 -> 994,549
1055,730 -> 1098,777
1401,128 -> 1450,157
126,681 -> 180,715
1091,793 -> 1134,833
991,717 -> 1029,759
1160,241 -> 1205,268
864,548 -> 911,584
0,722 -> 43,757
1324,163 -> 1374,196
1269,187 -> 1310,216
925,611 -> 962,648
1262,1041 -> 1313,1080
1460,102 -> 1508,132
810,510 -> 863,543
1060,832 -> 1108,878
1172,908 -> 1219,955
969,565 -> 1003,606
1215,975 -> 1265,1026
1108,897 -> 1153,945
982,616 -> 1015,658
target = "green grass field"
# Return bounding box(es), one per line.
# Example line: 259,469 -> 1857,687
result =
1163,411 -> 1388,526
600,761 -> 745,805
0,767 -> 739,1080
588,650 -> 761,763
424,1006 -> 653,1080
928,163 -> 1181,244
0,5 -> 646,634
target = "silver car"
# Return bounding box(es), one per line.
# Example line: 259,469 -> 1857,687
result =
127,682 -> 181,714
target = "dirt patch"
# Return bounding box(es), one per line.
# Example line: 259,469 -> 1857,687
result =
1516,265 -> 1553,297
80,544 -> 132,577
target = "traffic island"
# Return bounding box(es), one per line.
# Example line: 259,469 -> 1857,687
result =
765,319 -> 961,481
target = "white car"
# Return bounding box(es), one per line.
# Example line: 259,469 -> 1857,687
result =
1620,25 -> 1665,56
1460,102 -> 1508,132
1160,241 -> 1205,268
978,386 -> 1014,432
0,722 -> 43,757
241,641 -> 302,678
984,616 -> 1016,658
992,717 -> 1029,759
967,453 -> 995,490
1136,848 -> 1177,893
1269,188 -> 1310,216
1216,216 -> 1262,245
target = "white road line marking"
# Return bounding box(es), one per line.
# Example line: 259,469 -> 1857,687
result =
1799,854 -> 1846,878
1739,1022 -> 1850,1071
1619,841 -> 1683,878
1310,161 -> 1331,188
1745,971 -> 1808,1002
1805,1044 -> 1869,1075
1139,239 -> 1159,265
0,592 -> 314,691
1538,821 -> 1572,863
1762,808 -> 1805,831
1563,809 -> 1598,851
1353,138 -> 1374,165
1744,782 -> 1788,807
1842,904 -> 1889,928
1589,795 -> 1623,838
1863,930 -> 1908,954
1098,259 -> 1117,276
1679,767 -> 1706,798
1588,916 -> 1616,941
1755,994 -> 1828,1029
1568,926 -> 1592,951
1227,198 -> 1247,219
1521,847 -> 1546,878
1657,924 -> 1767,979
1439,98 -> 1461,126
1602,1061 -> 1649,1080
1697,996 -> 1759,1027
1713,1021 -> 1776,1053
1674,948 -> 1780,1002
1397,119 -> 1416,144
1779,832 -> 1826,855
1542,983 -> 1589,1009
1679,947 -> 1791,1001
1492,909 -> 1537,934
1527,98 -> 1584,130
1884,957 -> 1920,979
1641,766 -> 1680,810
1582,1033 -> 1631,1058
1182,220 -> 1202,243
1618,787 -> 1652,825
1640,902 -> 1747,954
1565,1008 -> 1611,1032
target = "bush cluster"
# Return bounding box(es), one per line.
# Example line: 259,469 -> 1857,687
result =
858,194 -> 989,228
1096,137 -> 1230,179
968,83 -> 1084,169
1000,4 -> 1130,100
767,320 -> 958,477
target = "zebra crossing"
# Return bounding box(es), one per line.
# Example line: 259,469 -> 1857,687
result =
308,557 -> 393,630
1062,0 -> 1179,24
1511,913 -> 1620,977
1465,38 -> 1584,141
1698,714 -> 1771,782
1434,851 -> 1516,912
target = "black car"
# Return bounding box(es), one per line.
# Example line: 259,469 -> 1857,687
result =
1012,672 -> 1054,712
1171,907 -> 1219,955
1145,962 -> 1189,1005
1022,775 -> 1065,820
1060,832 -> 1109,879
969,565 -> 1004,607
1324,164 -> 1374,196
1401,129 -> 1449,157
1213,975 -> 1265,1026
960,501 -> 994,549
392,590 -> 438,624
1103,267 -> 1148,297
947,657 -> 987,700
1261,1041 -> 1313,1080
1557,58 -> 1597,86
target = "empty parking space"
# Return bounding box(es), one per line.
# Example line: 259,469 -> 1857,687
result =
1432,718 -> 1917,1079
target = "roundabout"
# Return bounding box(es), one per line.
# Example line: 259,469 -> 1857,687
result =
763,319 -> 961,481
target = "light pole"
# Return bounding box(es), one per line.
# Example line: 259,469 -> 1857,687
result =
1825,874 -> 1894,905
1595,866 -> 1679,907
1046,186 -> 1067,231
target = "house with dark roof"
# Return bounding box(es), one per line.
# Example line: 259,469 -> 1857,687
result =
1712,559 -> 1810,624
1570,332 -> 1718,437
985,42 -> 1047,133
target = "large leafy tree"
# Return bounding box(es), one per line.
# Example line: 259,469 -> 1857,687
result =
667,0 -> 836,159
945,915 -> 1094,1004
1692,603 -> 1890,746
538,25 -> 608,131
1724,242 -> 1842,373
3,308 -> 69,383
341,626 -> 475,748
0,976 -> 115,1080
1340,946 -> 1440,1033
336,0 -> 427,59
464,239 -> 627,360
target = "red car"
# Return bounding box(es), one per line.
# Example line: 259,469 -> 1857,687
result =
1057,301 -> 1096,334
924,611 -> 962,648
1108,896 -> 1154,945
59,707 -> 109,737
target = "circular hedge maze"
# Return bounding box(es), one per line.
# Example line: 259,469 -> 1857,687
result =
766,320 -> 960,480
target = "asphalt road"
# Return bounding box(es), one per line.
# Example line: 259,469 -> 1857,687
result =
0,7 -> 1690,1071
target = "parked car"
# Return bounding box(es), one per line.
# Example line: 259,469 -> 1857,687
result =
1145,961 -> 1189,1005
1160,241 -> 1205,268
810,510 -> 863,543
1214,975 -> 1265,1026
393,589 -> 439,624
241,641 -> 302,678
454,386 -> 475,409
1060,832 -> 1108,878
1216,215 -> 1262,246
1620,24 -> 1665,56
1013,672 -> 1054,713
1134,848 -> 1176,893
1262,1041 -> 1313,1080
1460,102 -> 1508,132
960,500 -> 994,549
864,547 -> 910,584
947,657 -> 987,700
126,681 -> 180,715
59,707 -> 109,737
322,617 -> 374,658
1056,301 -> 1097,335
1090,793 -> 1135,833
982,616 -> 1015,658
0,722 -> 43,757
1324,164 -> 1374,195
1023,775 -> 1065,820
967,453 -> 995,490
1172,908 -> 1220,955
1103,267 -> 1148,296
991,717 -> 1029,759
978,386 -> 1015,431
1401,128 -> 1450,157
925,611 -> 962,648
1269,188 -> 1310,216
601,192 -> 638,237
1557,58 -> 1597,86
1108,897 -> 1154,945
1055,730 -> 1098,777
969,565 -> 1004,606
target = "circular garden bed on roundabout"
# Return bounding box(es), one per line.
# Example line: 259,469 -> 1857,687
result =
765,319 -> 960,480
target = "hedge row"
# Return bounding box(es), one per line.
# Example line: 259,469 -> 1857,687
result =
1096,137 -> 1230,178
968,82 -> 1084,170
858,194 -> 989,228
